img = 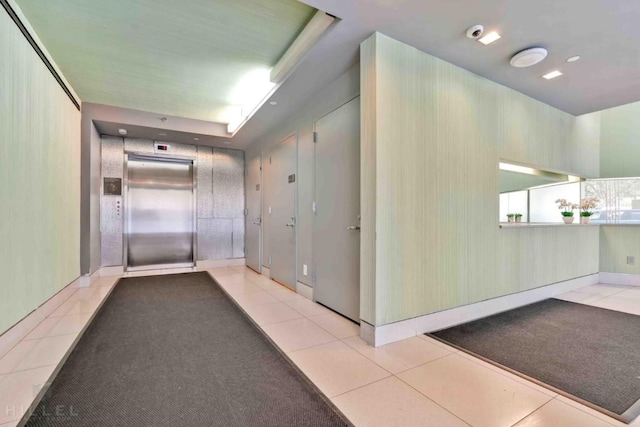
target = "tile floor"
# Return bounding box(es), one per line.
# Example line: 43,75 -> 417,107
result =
0,269 -> 638,427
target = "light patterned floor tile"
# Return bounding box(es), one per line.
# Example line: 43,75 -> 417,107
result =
284,298 -> 332,318
589,296 -> 640,315
343,336 -> 451,374
246,276 -> 283,291
397,353 -> 552,427
555,291 -> 604,304
206,267 -> 238,277
288,340 -> 390,398
216,276 -> 263,296
455,351 -> 558,398
229,290 -> 279,307
241,302 -> 303,326
0,342 -> 40,375
0,366 -> 56,425
261,318 -> 337,353
418,334 -> 461,352
332,377 -> 469,427
514,399 -> 617,427
12,335 -> 77,373
574,284 -> 633,297
555,395 -> 638,427
268,287 -> 305,303
23,314 -> 92,341
308,313 -> 360,339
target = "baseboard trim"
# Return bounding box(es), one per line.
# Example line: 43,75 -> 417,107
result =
363,273 -> 600,347
77,269 -> 101,288
599,272 -> 640,287
296,281 -> 313,301
195,258 -> 246,269
99,266 -> 124,277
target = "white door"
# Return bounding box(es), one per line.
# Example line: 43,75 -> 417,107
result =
245,154 -> 262,272
266,135 -> 297,289
313,97 -> 361,322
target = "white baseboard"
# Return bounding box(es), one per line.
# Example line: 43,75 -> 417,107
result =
363,273 -> 600,347
296,281 -> 313,301
0,275 -> 86,360
77,269 -> 101,288
599,272 -> 640,287
261,266 -> 271,279
99,266 -> 124,277
195,258 -> 246,269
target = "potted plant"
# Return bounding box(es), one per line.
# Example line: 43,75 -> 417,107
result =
514,213 -> 523,223
580,197 -> 600,224
555,199 -> 578,224
506,213 -> 515,223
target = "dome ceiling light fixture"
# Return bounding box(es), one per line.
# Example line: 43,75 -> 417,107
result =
510,47 -> 548,68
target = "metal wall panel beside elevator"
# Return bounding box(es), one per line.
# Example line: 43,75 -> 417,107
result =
100,136 -> 245,266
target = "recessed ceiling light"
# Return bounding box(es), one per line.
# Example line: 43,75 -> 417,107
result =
223,141 -> 232,145
269,101 -> 277,105
158,133 -> 167,136
510,47 -> 548,68
566,55 -> 581,63
194,138 -> 200,141
118,128 -> 127,135
542,70 -> 563,80
478,31 -> 501,45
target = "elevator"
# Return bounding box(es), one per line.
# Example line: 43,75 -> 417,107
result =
124,155 -> 195,271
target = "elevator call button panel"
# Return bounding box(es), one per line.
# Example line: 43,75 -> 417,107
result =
103,177 -> 122,196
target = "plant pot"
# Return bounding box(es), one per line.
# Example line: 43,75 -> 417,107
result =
515,217 -> 522,223
581,216 -> 591,224
562,216 -> 574,224
507,217 -> 514,223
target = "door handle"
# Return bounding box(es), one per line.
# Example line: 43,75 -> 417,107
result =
347,225 -> 361,230
285,217 -> 296,227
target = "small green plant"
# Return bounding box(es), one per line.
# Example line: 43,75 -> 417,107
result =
514,213 -> 523,218
506,213 -> 515,223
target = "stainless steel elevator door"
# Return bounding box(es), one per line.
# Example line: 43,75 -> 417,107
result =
126,156 -> 194,270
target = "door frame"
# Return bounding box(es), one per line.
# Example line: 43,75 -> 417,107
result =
264,132 -> 298,288
122,152 -> 198,272
245,152 -> 263,274
312,95 -> 361,318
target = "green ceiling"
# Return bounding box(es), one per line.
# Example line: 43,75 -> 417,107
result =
15,0 -> 315,122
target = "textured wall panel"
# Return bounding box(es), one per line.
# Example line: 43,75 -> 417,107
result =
0,9 -> 81,334
213,148 -> 245,219
197,219 -> 233,260
600,226 -> 640,274
362,33 -> 601,326
100,136 -> 124,266
197,146 -> 213,218
124,138 -> 197,158
233,218 -> 245,258
600,101 -> 640,178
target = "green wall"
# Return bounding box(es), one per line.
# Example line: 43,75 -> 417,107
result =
600,101 -> 640,178
361,33 -> 601,326
0,6 -> 81,333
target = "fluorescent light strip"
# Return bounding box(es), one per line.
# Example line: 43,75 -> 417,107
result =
227,10 -> 335,135
542,70 -> 563,80
270,11 -> 335,84
478,31 -> 501,45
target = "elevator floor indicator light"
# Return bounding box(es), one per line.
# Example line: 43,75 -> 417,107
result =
154,143 -> 170,152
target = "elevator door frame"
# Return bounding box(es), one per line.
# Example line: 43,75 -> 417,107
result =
123,152 -> 197,272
